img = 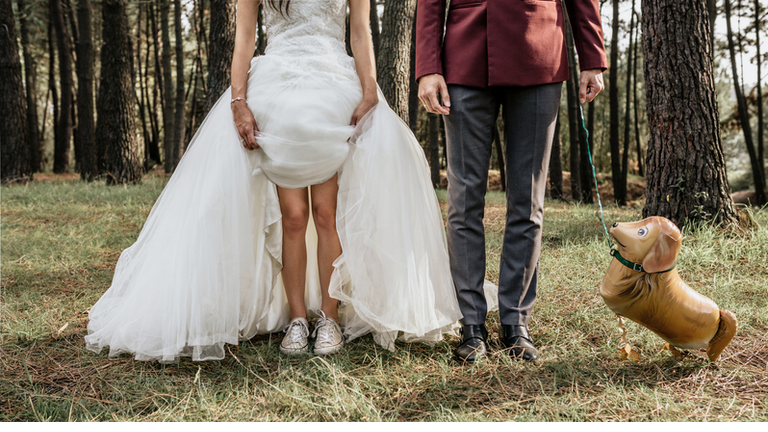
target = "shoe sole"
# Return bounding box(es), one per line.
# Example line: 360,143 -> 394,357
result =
454,353 -> 485,364
313,342 -> 344,355
279,345 -> 310,355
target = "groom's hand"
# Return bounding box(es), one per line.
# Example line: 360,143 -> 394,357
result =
580,69 -> 605,104
418,74 -> 451,115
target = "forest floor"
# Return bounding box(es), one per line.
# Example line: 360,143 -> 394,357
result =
1,174 -> 767,421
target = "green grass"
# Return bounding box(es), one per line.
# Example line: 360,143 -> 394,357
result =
2,176 -> 767,421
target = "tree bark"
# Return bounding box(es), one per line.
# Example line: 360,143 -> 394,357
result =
97,0 -> 142,184
408,6 -> 419,132
172,0 -> 185,165
621,0 -> 635,196
136,3 -> 152,169
161,0 -> 175,173
64,0 -> 79,171
725,0 -> 766,205
17,0 -> 41,173
756,0 -> 765,186
51,0 -> 73,173
707,0 -> 717,53
48,12 -> 59,172
632,9 -> 643,177
642,0 -> 737,228
580,98 -> 593,203
0,0 -> 32,183
205,0 -> 235,115
609,0 -> 624,205
148,0 -> 163,165
257,3 -> 266,55
549,110 -> 565,200
377,0 -> 416,122
75,0 -> 96,180
370,0 -> 380,57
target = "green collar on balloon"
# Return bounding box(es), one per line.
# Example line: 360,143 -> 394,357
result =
610,249 -> 676,274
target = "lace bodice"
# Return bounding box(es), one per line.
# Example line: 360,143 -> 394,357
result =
264,0 -> 348,57
256,0 -> 357,85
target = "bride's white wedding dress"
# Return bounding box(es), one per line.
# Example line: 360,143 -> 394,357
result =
85,0 -> 496,362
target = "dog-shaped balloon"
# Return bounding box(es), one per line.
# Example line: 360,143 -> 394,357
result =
600,216 -> 737,361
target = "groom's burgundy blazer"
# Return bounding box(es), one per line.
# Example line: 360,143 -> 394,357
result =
416,0 -> 608,88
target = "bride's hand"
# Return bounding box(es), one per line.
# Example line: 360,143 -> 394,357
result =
350,94 -> 379,126
231,100 -> 260,150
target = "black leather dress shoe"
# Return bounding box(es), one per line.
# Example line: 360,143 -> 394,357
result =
454,325 -> 488,363
499,325 -> 540,362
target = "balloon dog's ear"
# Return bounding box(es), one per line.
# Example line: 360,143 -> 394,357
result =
642,220 -> 682,273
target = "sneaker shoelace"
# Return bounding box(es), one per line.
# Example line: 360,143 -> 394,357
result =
312,310 -> 340,345
283,319 -> 309,344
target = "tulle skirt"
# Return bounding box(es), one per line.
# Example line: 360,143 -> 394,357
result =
85,55 -> 483,362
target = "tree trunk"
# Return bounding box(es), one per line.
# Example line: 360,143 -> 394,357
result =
172,0 -> 185,165
428,112 -> 441,188
587,99 -> 596,185
565,13 -> 581,201
75,0 -> 96,180
0,0 -> 32,183
549,110 -> 565,200
579,99 -> 593,203
205,0 -> 235,115
707,0 -> 717,53
48,13 -> 59,172
51,0 -> 73,173
161,0 -> 175,173
136,3 -> 152,169
621,0 -> 635,198
17,0 -> 41,173
377,0 -> 416,122
370,0 -> 380,57
186,59 -> 201,143
642,0 -> 737,228
408,7 -> 419,132
97,0 -> 142,184
725,0 -> 767,205
609,0 -> 624,205
67,0 -> 79,172
257,3 -> 266,55
756,0 -> 765,186
148,0 -> 162,165
195,0 -> 208,99
633,9 -> 644,177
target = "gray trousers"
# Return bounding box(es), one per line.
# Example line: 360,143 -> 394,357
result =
443,83 -> 562,327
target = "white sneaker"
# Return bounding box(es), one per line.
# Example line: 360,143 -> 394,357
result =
280,317 -> 310,355
312,310 -> 344,355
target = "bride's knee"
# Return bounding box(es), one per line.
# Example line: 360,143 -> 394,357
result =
282,205 -> 310,235
312,202 -> 337,232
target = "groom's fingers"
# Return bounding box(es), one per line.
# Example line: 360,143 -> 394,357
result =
429,92 -> 448,115
418,74 -> 450,115
439,81 -> 451,111
579,70 -> 605,103
419,88 -> 435,113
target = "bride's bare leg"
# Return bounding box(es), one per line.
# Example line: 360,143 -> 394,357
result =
310,174 -> 341,321
277,186 -> 310,320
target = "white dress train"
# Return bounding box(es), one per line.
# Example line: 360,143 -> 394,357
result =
85,0 -> 497,362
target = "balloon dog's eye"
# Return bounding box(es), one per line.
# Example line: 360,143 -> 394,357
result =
638,227 -> 648,237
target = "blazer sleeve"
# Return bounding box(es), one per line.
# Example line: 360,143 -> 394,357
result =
564,0 -> 608,72
415,0 -> 447,81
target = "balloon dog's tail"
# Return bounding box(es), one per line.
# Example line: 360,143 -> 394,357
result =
707,310 -> 738,362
